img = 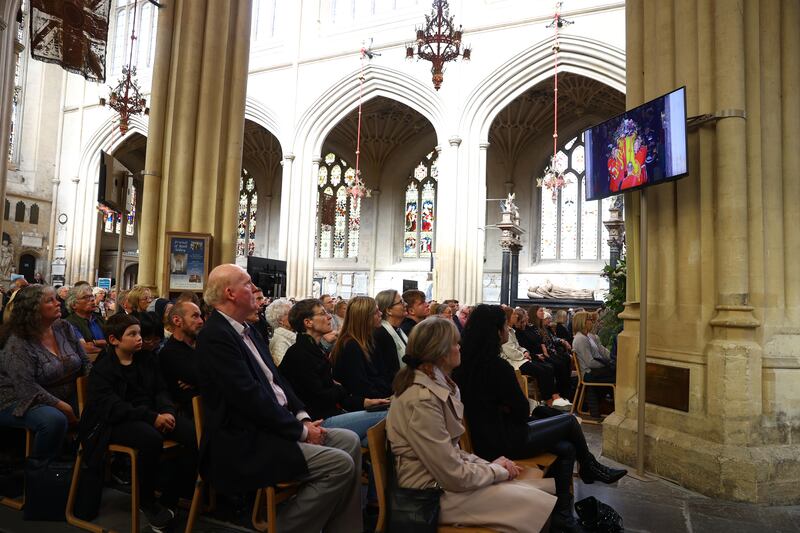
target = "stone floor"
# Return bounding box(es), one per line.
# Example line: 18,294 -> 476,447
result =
2,424 -> 800,532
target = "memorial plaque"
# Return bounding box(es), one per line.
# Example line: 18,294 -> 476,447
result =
646,362 -> 690,412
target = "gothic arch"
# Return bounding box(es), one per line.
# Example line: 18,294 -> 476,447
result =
295,63 -> 447,156
244,96 -> 284,153
460,34 -> 626,142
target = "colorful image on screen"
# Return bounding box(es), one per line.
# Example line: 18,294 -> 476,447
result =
584,87 -> 688,201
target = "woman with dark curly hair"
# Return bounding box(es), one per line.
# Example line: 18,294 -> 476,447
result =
0,285 -> 90,460
454,304 -> 626,533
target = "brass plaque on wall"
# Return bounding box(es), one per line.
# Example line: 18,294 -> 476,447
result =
645,363 -> 690,412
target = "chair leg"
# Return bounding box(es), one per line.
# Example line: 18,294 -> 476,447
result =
570,383 -> 581,415
266,487 -> 277,533
128,450 -> 139,533
251,488 -> 267,532
184,477 -> 204,533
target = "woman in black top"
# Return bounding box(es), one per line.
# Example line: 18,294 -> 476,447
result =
331,296 -> 393,399
454,305 -> 626,533
280,299 -> 389,445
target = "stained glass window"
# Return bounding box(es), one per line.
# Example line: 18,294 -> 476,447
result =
403,151 -> 438,258
103,181 -> 136,236
539,134 -> 611,261
236,169 -> 257,257
316,153 -> 360,259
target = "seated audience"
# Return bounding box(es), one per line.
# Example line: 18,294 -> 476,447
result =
265,298 -> 295,366
80,313 -> 196,531
65,284 -> 106,361
280,299 -> 389,445
372,289 -> 406,383
455,305 -> 626,532
332,296 -> 393,399
56,284 -> 70,317
251,288 -> 271,340
399,289 -> 429,336
534,309 -> 574,403
332,300 -> 347,332
502,307 -> 567,408
554,309 -> 573,344
0,284 -> 89,461
387,316 -> 559,532
195,264 -> 362,532
455,304 -> 472,333
572,311 -> 615,418
133,311 -> 166,354
127,285 -> 153,314
93,287 -> 108,319
2,278 -> 29,323
159,301 -> 205,415
318,294 -> 338,352
114,289 -> 131,315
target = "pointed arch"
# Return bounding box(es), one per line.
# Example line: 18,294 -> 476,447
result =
460,34 -> 626,142
295,63 -> 447,155
244,96 -> 284,152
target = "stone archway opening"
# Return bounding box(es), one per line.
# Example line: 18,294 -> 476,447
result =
484,73 -> 625,301
315,96 -> 437,298
238,120 -> 283,264
97,132 -> 147,287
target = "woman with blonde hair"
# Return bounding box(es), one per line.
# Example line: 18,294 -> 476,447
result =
388,316 -> 560,532
126,285 -> 153,313
332,296 -> 392,399
572,311 -> 615,418
372,289 -> 407,386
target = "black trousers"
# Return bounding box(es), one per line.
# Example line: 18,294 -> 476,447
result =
583,366 -> 616,416
546,351 -> 573,399
512,414 -> 592,501
109,415 -> 197,508
519,359 -> 556,399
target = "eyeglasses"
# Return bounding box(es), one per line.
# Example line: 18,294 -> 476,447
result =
312,310 -> 330,318
391,300 -> 405,307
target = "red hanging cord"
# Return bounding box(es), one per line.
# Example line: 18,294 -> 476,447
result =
354,46 -> 366,192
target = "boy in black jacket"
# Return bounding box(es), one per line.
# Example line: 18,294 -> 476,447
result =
82,313 -> 196,532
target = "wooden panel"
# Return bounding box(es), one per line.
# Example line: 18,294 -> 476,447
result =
646,362 -> 690,412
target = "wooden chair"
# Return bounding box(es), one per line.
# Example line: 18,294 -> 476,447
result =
0,428 -> 32,510
367,419 -> 498,533
514,369 -> 542,402
182,395 -> 300,533
65,376 -> 179,533
571,354 -> 615,422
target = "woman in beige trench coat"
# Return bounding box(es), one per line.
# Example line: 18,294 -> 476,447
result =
386,316 -> 557,533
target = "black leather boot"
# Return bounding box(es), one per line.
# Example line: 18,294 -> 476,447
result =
550,496 -> 590,533
579,455 -> 627,484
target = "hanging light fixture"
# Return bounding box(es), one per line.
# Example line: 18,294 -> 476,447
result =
347,41 -> 379,200
537,2 -> 574,202
405,0 -> 471,91
99,4 -> 149,135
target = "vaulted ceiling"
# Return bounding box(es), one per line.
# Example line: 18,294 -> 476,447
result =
324,96 -> 436,171
242,120 -> 282,192
489,73 -> 625,172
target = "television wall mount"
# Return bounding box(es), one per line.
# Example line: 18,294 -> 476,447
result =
687,108 -> 746,131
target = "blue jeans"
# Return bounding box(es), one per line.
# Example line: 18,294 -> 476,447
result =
322,410 -> 387,447
0,403 -> 68,460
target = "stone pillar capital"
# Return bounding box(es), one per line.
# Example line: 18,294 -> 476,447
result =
312,156 -> 323,165
479,142 -> 491,150
283,153 -> 295,162
448,136 -> 462,147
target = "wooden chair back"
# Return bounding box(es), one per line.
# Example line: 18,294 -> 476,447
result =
367,420 -> 389,533
191,395 -> 204,448
76,375 -> 88,416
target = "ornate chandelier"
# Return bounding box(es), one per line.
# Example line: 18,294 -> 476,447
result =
405,0 -> 471,91
537,2 -> 573,202
100,3 -> 148,135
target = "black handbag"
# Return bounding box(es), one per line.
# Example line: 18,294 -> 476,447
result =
574,496 -> 624,532
385,442 -> 443,533
23,458 -> 73,521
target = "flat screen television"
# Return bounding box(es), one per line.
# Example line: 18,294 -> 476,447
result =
584,86 -> 688,202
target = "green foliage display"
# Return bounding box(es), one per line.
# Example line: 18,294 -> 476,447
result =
598,253 -> 626,349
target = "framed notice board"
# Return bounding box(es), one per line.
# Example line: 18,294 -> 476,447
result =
163,232 -> 212,295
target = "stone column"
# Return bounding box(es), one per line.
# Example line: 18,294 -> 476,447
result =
499,246 -> 510,305
0,0 -> 21,241
138,0 -> 252,291
277,153 -> 295,261
285,156 -> 320,298
432,136 -> 461,300
465,141 -> 490,304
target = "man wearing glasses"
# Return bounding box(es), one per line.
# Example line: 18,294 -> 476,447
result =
64,284 -> 107,360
